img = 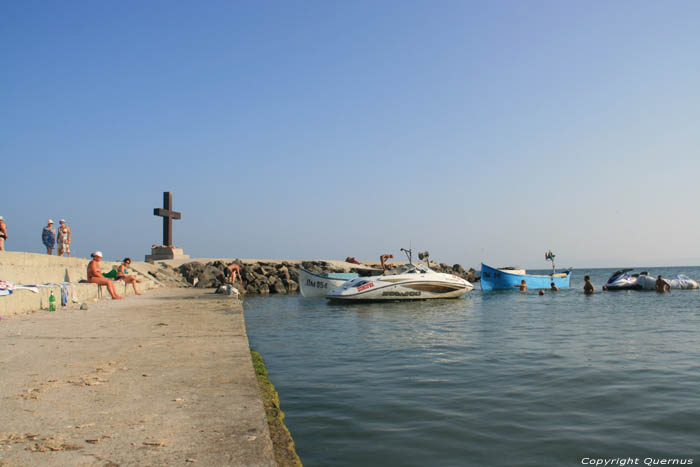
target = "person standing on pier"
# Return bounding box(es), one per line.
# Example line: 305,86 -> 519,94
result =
0,216 -> 7,251
42,220 -> 56,255
57,219 -> 71,257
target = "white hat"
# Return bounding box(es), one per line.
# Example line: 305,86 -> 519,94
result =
48,219 -> 54,224
60,219 -> 65,222
92,251 -> 103,258
0,216 -> 3,220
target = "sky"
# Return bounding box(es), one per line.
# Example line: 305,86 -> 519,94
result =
2,0 -> 699,269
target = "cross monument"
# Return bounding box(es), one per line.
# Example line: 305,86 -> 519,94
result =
145,191 -> 190,262
154,191 -> 181,246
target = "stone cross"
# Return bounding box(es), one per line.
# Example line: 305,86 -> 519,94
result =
153,192 -> 181,246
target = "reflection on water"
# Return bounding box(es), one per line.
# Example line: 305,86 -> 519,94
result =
244,267 -> 700,467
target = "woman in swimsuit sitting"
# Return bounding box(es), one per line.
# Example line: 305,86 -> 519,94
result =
117,258 -> 142,295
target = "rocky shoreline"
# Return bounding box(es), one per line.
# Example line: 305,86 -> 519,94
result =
146,260 -> 478,295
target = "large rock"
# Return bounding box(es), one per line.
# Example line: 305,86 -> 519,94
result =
270,277 -> 287,294
178,262 -> 206,285
194,265 -> 225,288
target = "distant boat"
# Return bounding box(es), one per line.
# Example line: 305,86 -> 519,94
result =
480,263 -> 572,291
299,269 -> 359,297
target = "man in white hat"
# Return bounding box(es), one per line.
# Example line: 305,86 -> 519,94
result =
87,251 -> 123,300
42,220 -> 56,255
0,216 -> 6,251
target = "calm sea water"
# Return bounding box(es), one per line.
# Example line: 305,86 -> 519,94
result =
244,267 -> 700,467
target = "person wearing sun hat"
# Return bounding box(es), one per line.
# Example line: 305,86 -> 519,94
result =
0,216 -> 6,251
87,251 -> 123,300
57,219 -> 71,257
42,219 -> 56,255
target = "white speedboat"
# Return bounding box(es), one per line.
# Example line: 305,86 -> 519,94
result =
299,269 -> 359,297
326,249 -> 473,302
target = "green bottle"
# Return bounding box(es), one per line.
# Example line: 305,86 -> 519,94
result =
49,291 -> 56,312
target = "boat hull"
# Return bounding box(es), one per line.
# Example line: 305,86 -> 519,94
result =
327,268 -> 474,302
480,263 -> 571,291
299,269 -> 357,297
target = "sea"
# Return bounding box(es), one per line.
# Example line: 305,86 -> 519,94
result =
243,267 -> 700,467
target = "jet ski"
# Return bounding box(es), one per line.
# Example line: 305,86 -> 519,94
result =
668,274 -> 699,289
604,269 -> 643,290
326,248 -> 474,302
605,270 -> 699,290
636,273 -> 665,290
638,273 -> 698,290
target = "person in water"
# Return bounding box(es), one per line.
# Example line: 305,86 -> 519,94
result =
550,282 -> 559,291
88,251 -> 123,300
380,254 -> 394,272
513,279 -> 527,292
583,275 -> 595,294
655,275 -> 670,293
117,258 -> 142,295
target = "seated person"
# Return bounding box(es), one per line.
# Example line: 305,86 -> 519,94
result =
117,257 -> 142,295
87,251 -> 123,300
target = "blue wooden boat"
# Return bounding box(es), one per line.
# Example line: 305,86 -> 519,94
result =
480,263 -> 572,291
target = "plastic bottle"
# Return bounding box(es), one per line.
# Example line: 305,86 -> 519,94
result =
48,291 -> 56,312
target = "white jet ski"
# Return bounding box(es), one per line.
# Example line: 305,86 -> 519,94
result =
605,269 -> 642,290
668,274 -> 699,289
606,270 -> 699,291
636,273 -> 667,290
637,273 -> 698,290
326,248 -> 473,302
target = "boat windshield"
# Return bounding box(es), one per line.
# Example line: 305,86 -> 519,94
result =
401,264 -> 430,274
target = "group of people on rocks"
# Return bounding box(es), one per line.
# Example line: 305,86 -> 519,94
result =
87,252 -> 142,300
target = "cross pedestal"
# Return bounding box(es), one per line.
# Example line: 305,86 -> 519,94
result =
145,246 -> 189,262
145,192 -> 190,262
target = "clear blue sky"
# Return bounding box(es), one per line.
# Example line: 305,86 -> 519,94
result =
2,0 -> 699,268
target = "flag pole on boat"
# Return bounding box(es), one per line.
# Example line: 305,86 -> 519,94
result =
545,250 -> 556,275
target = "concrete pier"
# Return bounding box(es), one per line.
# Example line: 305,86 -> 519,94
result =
0,288 -> 276,466
0,251 -> 173,317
